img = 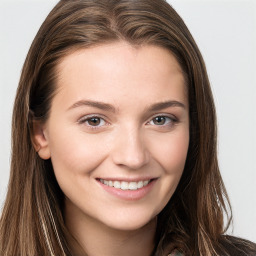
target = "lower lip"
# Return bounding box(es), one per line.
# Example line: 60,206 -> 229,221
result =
97,179 -> 157,201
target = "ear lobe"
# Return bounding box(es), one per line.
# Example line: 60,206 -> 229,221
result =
31,121 -> 51,160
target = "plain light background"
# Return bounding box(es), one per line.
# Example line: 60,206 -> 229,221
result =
0,0 -> 255,242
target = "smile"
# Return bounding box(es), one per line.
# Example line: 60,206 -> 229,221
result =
99,179 -> 151,191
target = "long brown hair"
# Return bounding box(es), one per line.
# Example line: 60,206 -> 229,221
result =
0,0 -> 250,255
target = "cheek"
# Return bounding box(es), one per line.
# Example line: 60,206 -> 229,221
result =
48,127 -> 109,176
150,131 -> 189,211
149,130 -> 189,174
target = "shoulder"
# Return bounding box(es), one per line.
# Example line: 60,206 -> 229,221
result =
167,236 -> 256,256
220,235 -> 256,256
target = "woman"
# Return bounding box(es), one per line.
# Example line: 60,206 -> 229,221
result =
0,0 -> 255,255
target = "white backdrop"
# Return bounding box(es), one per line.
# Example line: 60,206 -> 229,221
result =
0,0 -> 255,242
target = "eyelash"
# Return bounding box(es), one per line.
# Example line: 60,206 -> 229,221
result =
78,114 -> 178,130
78,115 -> 108,130
147,115 -> 178,127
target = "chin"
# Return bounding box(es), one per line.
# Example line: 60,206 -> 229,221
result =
99,209 -> 157,232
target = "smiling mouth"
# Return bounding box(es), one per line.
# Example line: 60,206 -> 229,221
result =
97,179 -> 155,191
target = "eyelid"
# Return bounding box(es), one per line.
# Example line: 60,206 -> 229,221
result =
78,113 -> 104,122
77,114 -> 109,128
146,113 -> 178,126
147,113 -> 177,122
77,113 -> 178,129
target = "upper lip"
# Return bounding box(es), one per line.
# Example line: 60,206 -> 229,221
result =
96,177 -> 158,182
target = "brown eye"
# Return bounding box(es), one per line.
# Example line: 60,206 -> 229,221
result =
152,116 -> 167,125
148,115 -> 176,127
78,115 -> 107,129
87,117 -> 101,126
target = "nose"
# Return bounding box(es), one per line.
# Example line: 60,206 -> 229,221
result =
111,127 -> 150,170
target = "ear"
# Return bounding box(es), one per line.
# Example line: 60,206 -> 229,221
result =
31,121 -> 51,160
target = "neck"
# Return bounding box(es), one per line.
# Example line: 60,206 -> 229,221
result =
64,199 -> 156,256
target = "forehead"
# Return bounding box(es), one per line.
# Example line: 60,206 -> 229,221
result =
54,41 -> 187,109
58,42 -> 184,75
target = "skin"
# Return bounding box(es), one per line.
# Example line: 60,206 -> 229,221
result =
34,41 -> 189,256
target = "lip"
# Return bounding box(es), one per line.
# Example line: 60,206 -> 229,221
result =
96,177 -> 158,201
96,176 -> 156,182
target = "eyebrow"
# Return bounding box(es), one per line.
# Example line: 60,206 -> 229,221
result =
68,100 -> 116,112
68,99 -> 186,112
147,101 -> 186,112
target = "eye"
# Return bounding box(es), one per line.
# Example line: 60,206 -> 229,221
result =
78,115 -> 107,128
87,117 -> 103,126
148,115 -> 176,126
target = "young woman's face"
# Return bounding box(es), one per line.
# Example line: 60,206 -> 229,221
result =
36,42 -> 189,231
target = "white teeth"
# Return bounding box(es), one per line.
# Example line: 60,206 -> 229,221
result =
137,181 -> 143,189
121,181 -> 129,190
128,182 -> 138,190
143,180 -> 149,186
113,181 -> 121,189
99,179 -> 151,190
